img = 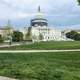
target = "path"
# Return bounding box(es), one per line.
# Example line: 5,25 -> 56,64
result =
0,76 -> 17,80
0,42 -> 33,48
0,49 -> 80,53
0,43 -> 23,48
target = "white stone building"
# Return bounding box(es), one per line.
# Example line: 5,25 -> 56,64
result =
31,26 -> 66,42
24,6 -> 68,42
0,27 -> 13,42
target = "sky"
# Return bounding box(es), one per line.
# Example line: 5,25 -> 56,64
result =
0,0 -> 80,30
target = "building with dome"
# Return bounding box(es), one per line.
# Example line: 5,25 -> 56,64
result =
31,6 -> 48,27
24,6 -> 68,42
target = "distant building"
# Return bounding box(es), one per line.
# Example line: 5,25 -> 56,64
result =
0,28 -> 5,37
24,6 -> 68,42
0,26 -> 13,42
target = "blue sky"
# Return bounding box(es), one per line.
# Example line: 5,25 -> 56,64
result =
0,0 -> 80,30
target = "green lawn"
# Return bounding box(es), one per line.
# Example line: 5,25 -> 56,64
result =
0,41 -> 80,50
0,52 -> 80,80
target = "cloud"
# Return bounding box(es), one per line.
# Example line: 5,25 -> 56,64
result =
0,0 -> 80,18
0,0 -> 80,29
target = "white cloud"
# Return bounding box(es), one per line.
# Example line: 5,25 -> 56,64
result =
0,0 -> 80,18
0,0 -> 80,28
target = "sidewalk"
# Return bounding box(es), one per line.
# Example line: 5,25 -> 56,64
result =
0,49 -> 80,53
0,43 -> 22,48
0,76 -> 17,80
0,42 -> 33,48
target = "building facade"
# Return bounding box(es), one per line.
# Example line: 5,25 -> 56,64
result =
0,26 -> 13,42
24,6 -> 68,42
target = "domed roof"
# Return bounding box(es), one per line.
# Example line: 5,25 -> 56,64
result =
31,6 -> 48,26
33,6 -> 47,20
35,12 -> 44,19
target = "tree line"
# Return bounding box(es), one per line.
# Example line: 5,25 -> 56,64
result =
66,31 -> 80,41
0,31 -> 23,43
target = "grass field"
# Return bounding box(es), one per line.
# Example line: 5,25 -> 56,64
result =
0,52 -> 80,80
0,41 -> 80,50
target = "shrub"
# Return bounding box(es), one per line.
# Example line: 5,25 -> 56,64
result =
0,35 -> 3,43
12,31 -> 23,42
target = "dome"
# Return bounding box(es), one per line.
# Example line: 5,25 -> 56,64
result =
31,6 -> 48,27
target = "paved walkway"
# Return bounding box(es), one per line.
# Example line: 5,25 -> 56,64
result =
0,76 -> 17,80
0,49 -> 80,53
0,42 -> 33,48
0,44 -> 22,48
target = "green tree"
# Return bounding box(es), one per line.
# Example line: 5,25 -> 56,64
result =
39,34 -> 44,40
75,33 -> 80,40
0,35 -> 3,43
12,31 -> 23,42
66,31 -> 80,40
77,0 -> 80,4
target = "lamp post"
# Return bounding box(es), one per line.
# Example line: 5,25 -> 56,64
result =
9,36 -> 12,45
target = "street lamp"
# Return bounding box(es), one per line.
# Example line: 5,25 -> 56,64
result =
8,36 -> 12,45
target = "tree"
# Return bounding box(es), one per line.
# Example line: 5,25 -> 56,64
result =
39,34 -> 44,40
66,31 -> 77,39
66,31 -> 80,41
25,27 -> 32,40
77,0 -> 80,4
0,35 -> 3,43
12,31 -> 23,42
75,33 -> 80,40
